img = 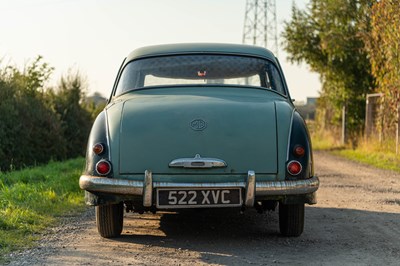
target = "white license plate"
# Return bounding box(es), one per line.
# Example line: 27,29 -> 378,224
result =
156,188 -> 242,208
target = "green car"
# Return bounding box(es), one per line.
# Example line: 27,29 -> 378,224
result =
79,43 -> 319,238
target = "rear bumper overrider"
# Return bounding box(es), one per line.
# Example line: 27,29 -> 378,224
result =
79,171 -> 319,207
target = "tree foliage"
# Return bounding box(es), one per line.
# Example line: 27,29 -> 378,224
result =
0,57 -> 102,171
48,72 -> 92,158
0,58 -> 65,170
366,0 -> 400,133
282,0 -> 375,141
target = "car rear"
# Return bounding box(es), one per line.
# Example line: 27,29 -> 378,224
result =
79,43 -> 319,238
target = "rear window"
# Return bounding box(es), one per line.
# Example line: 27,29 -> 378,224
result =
115,54 -> 286,96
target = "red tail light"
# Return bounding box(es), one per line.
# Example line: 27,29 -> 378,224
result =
287,160 -> 302,176
93,143 -> 105,155
96,160 -> 111,175
293,145 -> 305,157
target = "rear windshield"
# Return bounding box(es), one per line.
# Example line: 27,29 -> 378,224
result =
114,54 -> 286,96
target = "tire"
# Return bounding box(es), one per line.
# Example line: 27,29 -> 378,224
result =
95,202 -> 124,238
279,203 -> 304,237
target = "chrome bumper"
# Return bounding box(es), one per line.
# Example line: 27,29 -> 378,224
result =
79,171 -> 319,207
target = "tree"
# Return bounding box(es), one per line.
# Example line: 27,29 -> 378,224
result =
0,58 -> 97,171
366,0 -> 400,138
282,0 -> 375,143
49,71 -> 93,158
0,57 -> 66,170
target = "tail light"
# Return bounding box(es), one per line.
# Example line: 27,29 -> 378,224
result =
287,112 -> 312,179
96,160 -> 111,175
92,143 -> 105,155
287,160 -> 302,176
293,145 -> 305,157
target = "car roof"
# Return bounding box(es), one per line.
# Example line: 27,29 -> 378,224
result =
125,43 -> 277,64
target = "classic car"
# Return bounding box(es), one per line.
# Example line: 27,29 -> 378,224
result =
79,43 -> 319,238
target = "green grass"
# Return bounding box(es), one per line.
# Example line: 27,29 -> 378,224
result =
0,158 -> 85,261
332,146 -> 400,173
311,130 -> 400,172
310,128 -> 344,151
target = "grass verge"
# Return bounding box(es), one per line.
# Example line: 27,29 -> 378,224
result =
332,146 -> 400,173
0,158 -> 85,261
311,130 -> 400,172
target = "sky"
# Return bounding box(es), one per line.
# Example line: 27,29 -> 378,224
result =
0,0 -> 320,102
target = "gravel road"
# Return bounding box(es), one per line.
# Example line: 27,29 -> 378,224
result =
6,151 -> 400,265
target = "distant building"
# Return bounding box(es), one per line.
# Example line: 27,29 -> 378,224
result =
306,97 -> 317,106
295,97 -> 318,120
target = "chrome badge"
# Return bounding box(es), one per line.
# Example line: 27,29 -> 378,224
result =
190,119 -> 207,131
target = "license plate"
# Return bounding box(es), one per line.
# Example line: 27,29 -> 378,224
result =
156,188 -> 242,208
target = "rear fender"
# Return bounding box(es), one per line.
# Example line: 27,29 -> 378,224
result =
286,111 -> 313,180
84,110 -> 112,177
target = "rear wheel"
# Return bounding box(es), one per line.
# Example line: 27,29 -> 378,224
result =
279,203 -> 304,237
95,202 -> 124,238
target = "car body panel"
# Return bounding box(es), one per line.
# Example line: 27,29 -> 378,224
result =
124,43 -> 277,66
118,86 -> 279,175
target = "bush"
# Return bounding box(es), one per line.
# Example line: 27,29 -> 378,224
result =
0,57 -> 99,171
48,72 -> 92,158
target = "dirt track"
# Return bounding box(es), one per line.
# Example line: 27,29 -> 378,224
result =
6,151 -> 400,265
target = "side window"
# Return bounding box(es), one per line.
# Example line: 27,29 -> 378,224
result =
110,58 -> 126,100
115,64 -> 144,96
114,67 -> 128,96
265,64 -> 285,95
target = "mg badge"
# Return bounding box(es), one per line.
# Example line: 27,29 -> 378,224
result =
190,119 -> 207,131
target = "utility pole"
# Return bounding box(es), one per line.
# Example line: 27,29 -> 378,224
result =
242,0 -> 278,55
342,105 -> 346,145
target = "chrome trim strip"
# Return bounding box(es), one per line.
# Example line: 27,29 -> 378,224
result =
153,182 -> 245,188
245,170 -> 256,207
79,175 -> 319,197
143,170 -> 153,207
286,108 -> 296,161
169,154 -> 227,168
104,109 -> 112,162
